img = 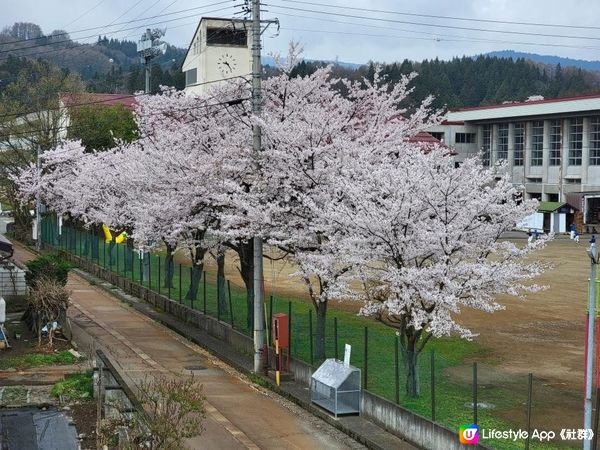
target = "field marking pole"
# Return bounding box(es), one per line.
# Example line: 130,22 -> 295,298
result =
585,245 -> 598,450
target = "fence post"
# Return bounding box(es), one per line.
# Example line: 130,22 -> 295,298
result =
203,271 -> 207,314
157,256 -> 161,296
525,373 -> 533,450
309,310 -> 314,366
363,326 -> 368,390
334,317 -> 338,360
217,274 -> 221,321
268,295 -> 273,346
228,279 -> 234,327
394,334 -> 400,404
431,350 -> 436,421
190,268 -> 194,310
148,254 -> 152,292
179,263 -> 182,304
473,362 -> 478,425
288,301 -> 292,358
593,387 -> 600,450
116,243 -> 119,274
139,253 -> 143,283
103,240 -> 106,268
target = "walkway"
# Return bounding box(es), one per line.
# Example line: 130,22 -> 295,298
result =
13,244 -> 364,450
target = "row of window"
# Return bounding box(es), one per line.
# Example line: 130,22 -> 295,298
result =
481,118 -> 600,166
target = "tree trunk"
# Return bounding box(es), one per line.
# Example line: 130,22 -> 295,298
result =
235,240 -> 254,331
108,241 -> 115,265
125,237 -> 134,272
163,241 -> 174,288
185,243 -> 206,301
216,249 -> 227,317
403,350 -> 420,397
315,301 -> 328,362
90,225 -> 100,260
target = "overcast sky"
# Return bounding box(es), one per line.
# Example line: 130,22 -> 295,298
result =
3,0 -> 600,65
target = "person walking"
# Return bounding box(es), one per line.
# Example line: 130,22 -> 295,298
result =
591,234 -> 596,248
575,230 -> 580,243
570,223 -> 577,240
527,229 -> 534,244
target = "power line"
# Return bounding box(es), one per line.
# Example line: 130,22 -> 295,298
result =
62,0 -> 109,30
0,5 -> 236,62
279,25 -> 600,52
0,3 -> 236,57
0,74 -> 250,121
1,95 -> 249,141
0,0 -> 233,47
266,3 -> 600,42
277,0 -> 600,32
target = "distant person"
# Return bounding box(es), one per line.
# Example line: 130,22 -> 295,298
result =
534,229 -> 539,240
570,223 -> 577,240
591,235 -> 597,248
527,229 -> 534,244
575,231 -> 580,243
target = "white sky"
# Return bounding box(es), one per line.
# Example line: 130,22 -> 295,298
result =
3,0 -> 600,65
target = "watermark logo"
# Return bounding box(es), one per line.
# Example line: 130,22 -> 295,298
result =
460,424 -> 479,444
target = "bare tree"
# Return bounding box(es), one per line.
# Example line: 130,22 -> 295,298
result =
27,276 -> 70,347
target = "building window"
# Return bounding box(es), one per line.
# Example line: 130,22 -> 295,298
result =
549,119 -> 561,166
514,122 -> 524,166
455,132 -> 476,143
206,27 -> 247,46
185,68 -> 197,86
569,117 -> 583,165
497,124 -> 508,161
591,117 -> 600,165
482,125 -> 491,166
531,121 -> 544,166
430,132 -> 444,142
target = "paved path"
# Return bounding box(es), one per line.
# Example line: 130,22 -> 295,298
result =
13,244 -> 363,450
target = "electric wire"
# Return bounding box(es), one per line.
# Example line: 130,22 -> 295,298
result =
277,0 -> 600,32
266,3 -> 600,42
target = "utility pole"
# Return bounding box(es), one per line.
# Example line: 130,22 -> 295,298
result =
252,0 -> 265,374
35,144 -> 41,251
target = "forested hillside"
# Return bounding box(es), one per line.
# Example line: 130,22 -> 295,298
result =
2,21 -> 600,107
289,56 -> 600,109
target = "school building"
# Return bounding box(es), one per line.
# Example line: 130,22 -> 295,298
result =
428,93 -> 600,233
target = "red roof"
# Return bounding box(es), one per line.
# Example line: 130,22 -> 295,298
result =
59,93 -> 137,110
408,131 -> 456,155
450,91 -> 600,113
441,120 -> 464,125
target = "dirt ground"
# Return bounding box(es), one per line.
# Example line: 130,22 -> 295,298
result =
181,238 -> 590,390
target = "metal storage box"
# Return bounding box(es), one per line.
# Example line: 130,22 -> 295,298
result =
310,358 -> 361,417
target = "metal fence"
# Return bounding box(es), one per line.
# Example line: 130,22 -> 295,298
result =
0,261 -> 27,297
41,217 -> 589,450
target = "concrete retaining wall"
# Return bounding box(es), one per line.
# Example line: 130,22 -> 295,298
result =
57,248 -> 488,450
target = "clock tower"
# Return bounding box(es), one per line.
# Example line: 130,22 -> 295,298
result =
182,18 -> 252,96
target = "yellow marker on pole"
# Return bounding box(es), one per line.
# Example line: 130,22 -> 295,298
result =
275,338 -> 280,386
101,224 -> 113,243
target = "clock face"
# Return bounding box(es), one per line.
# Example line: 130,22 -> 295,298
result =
217,53 -> 238,77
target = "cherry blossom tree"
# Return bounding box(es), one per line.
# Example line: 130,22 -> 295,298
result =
328,149 -> 548,396
241,48 -> 441,361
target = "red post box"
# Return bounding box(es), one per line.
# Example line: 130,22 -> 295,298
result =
272,313 -> 289,348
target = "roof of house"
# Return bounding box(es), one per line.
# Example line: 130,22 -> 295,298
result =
538,201 -> 567,213
59,93 -> 136,110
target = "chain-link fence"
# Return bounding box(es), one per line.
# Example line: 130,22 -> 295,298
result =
42,217 -> 587,449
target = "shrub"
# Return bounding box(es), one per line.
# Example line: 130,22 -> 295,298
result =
25,253 -> 72,288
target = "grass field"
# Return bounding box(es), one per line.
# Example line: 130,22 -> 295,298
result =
41,219 -> 585,449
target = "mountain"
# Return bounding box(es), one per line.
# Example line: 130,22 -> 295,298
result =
262,55 -> 361,69
485,50 -> 600,73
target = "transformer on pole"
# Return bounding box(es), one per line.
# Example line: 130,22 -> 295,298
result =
137,28 -> 167,94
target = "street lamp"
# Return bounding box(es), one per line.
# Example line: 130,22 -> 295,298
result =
584,244 -> 598,450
